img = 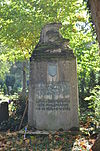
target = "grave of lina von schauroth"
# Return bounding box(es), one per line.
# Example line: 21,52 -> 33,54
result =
28,23 -> 79,130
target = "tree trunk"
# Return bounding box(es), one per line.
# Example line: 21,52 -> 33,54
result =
22,61 -> 26,98
89,0 -> 100,54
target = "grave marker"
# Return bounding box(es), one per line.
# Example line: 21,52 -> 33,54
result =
28,23 -> 79,130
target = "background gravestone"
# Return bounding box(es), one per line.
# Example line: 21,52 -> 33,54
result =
28,23 -> 79,130
0,102 -> 9,123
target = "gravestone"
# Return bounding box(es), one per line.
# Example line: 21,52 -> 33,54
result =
0,102 -> 9,123
28,23 -> 79,130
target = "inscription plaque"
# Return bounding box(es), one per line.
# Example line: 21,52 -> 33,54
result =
48,63 -> 57,77
35,82 -> 70,111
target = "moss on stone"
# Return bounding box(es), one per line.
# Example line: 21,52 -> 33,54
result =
35,42 -> 60,52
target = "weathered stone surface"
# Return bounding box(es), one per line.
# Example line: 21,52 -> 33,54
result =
28,23 -> 79,131
0,102 -> 9,123
40,23 -> 62,43
31,23 -> 71,60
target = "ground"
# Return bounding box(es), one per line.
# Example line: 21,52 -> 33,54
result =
0,94 -> 99,151
0,130 -> 95,151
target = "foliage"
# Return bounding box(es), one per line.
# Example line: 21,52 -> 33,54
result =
0,95 -> 27,131
0,55 -> 10,80
85,85 -> 100,127
0,91 -> 8,102
0,0 -> 99,95
0,0 -> 87,60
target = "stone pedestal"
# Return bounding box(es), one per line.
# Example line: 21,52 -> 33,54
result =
28,23 -> 79,130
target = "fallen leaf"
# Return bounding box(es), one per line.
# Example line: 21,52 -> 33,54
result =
6,132 -> 12,137
11,148 -> 16,151
25,139 -> 30,144
16,140 -> 22,145
82,145 -> 87,149
52,146 -> 62,151
89,139 -> 96,144
12,132 -> 17,137
30,136 -> 35,140
49,134 -> 52,140
80,141 -> 85,146
6,141 -> 12,145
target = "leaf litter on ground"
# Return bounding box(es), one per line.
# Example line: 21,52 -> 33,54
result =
0,131 -> 95,151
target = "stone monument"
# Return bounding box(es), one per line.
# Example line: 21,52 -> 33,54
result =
28,23 -> 79,130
